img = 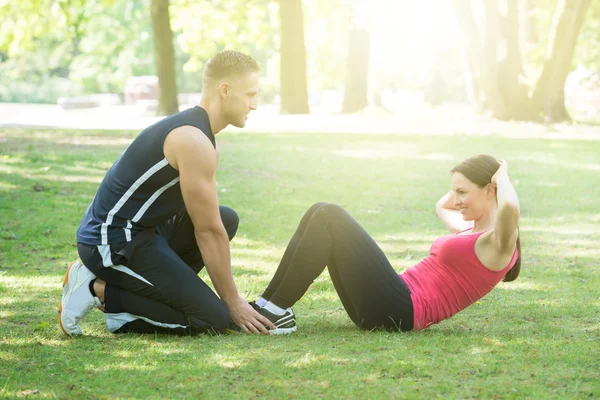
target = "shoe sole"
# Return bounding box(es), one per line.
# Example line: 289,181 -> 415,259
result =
269,326 -> 297,335
57,260 -> 75,336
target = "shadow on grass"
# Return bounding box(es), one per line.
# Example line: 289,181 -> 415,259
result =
0,127 -> 137,150
2,126 -> 600,398
1,259 -> 598,398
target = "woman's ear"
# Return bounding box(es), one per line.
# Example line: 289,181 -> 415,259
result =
486,183 -> 496,198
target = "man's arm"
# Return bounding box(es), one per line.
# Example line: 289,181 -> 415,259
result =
436,190 -> 474,233
164,126 -> 274,334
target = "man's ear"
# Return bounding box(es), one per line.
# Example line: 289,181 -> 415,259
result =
218,82 -> 229,99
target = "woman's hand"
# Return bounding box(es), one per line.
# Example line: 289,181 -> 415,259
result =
491,159 -> 509,187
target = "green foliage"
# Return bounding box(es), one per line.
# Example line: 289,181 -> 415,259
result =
304,1 -> 353,91
0,0 -> 280,102
0,0 -> 73,101
0,0 -> 598,106
170,0 -> 279,97
576,1 -> 600,76
0,0 -> 54,56
509,1 -> 598,87
0,0 -> 155,102
68,0 -> 155,93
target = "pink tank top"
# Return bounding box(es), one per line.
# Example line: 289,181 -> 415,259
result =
400,231 -> 518,331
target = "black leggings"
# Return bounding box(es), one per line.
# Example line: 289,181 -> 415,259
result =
262,203 -> 414,331
78,206 -> 239,335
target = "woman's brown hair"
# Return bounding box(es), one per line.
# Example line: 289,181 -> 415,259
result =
451,154 -> 520,282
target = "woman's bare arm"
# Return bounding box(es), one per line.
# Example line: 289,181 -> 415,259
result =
436,190 -> 474,233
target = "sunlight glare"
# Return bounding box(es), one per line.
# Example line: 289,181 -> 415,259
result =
349,0 -> 462,87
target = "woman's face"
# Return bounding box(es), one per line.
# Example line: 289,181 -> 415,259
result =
451,172 -> 492,221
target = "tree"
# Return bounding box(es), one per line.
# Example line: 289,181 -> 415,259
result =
150,0 -> 178,116
0,0 -> 278,104
342,27 -> 370,113
575,0 -> 600,71
530,0 -> 591,121
452,0 -> 591,122
278,0 -> 309,114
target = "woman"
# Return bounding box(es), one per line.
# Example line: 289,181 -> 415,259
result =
253,155 -> 521,334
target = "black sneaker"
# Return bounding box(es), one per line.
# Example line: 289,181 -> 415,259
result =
258,307 -> 297,335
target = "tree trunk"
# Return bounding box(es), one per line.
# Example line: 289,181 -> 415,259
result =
279,0 -> 309,114
452,0 -> 506,118
342,27 -> 370,113
427,65 -> 445,107
461,47 -> 480,106
530,0 -> 591,122
498,0 -> 529,119
150,0 -> 179,116
520,0 -> 538,45
453,0 -> 590,122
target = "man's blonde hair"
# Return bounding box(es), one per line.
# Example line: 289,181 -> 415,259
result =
203,50 -> 260,84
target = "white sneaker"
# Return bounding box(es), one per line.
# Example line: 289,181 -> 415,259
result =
58,259 -> 101,336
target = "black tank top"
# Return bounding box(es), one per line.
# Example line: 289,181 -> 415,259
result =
77,106 -> 214,245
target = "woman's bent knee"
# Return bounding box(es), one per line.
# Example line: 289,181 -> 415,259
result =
318,203 -> 347,217
307,202 -> 329,213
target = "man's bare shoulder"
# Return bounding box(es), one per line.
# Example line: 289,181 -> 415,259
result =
168,125 -> 211,143
164,125 -> 215,170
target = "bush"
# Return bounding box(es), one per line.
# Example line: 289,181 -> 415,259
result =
0,76 -> 77,104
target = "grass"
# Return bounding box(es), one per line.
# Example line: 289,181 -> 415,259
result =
0,126 -> 599,399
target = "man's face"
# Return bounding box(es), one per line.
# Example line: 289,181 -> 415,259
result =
223,71 -> 259,128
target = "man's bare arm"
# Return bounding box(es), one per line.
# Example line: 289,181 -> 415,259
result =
164,126 -> 274,333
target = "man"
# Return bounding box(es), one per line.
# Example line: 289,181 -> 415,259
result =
58,50 -> 275,336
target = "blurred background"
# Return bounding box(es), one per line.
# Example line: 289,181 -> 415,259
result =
0,0 -> 598,124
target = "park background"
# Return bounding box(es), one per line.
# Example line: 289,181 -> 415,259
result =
1,0 -> 599,398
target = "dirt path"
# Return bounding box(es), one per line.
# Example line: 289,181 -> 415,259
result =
2,102 -> 599,141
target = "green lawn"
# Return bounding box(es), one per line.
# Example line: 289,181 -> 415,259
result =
1,127 -> 599,399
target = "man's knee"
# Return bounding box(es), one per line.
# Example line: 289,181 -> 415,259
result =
219,206 -> 239,240
198,301 -> 231,332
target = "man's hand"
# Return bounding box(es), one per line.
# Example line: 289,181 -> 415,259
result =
165,127 -> 271,334
227,296 -> 275,334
